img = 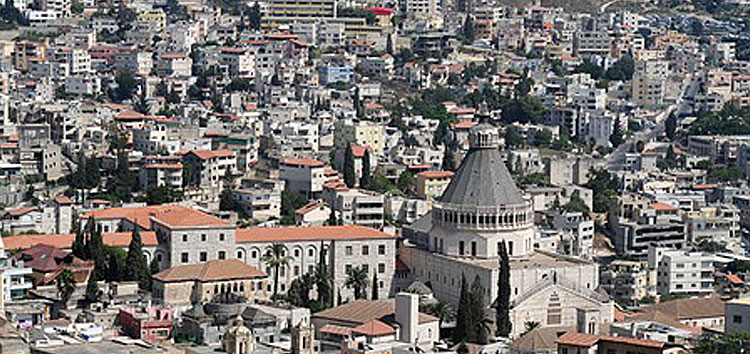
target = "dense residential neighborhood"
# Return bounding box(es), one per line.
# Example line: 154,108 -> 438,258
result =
0,0 -> 749,352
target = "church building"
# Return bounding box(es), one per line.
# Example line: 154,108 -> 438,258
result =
401,124 -> 613,337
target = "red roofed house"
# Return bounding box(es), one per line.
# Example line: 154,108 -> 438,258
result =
416,170 -> 454,200
367,7 -> 393,27
294,201 -> 332,226
182,150 -> 237,190
13,244 -> 94,287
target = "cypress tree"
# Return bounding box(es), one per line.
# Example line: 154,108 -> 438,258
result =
343,144 -> 356,187
360,149 -> 372,189
454,274 -> 471,343
72,227 -> 86,260
469,275 -> 485,343
316,241 -> 333,308
371,272 -> 379,300
85,271 -> 100,303
126,228 -> 149,290
88,223 -> 106,280
495,241 -> 512,337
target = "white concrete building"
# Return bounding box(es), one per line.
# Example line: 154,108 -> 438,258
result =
725,298 -> 750,335
648,247 -> 720,296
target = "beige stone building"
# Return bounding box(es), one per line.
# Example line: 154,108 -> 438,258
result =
152,259 -> 267,308
415,171 -> 453,200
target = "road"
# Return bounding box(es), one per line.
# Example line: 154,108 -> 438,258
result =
606,73 -> 698,171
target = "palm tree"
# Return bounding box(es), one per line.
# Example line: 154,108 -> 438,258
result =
345,266 -> 369,299
262,244 -> 292,298
423,301 -> 454,328
57,269 -> 77,305
522,321 -> 541,336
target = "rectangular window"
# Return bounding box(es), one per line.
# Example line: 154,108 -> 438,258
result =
201,234 -> 207,242
219,233 -> 225,241
200,252 -> 207,262
218,251 -> 226,260
294,266 -> 300,276
181,253 -> 189,263
362,245 -> 369,255
378,263 -> 385,273
362,265 -> 369,273
346,264 -> 352,273
346,246 -> 353,255
734,315 -> 743,324
182,234 -> 188,242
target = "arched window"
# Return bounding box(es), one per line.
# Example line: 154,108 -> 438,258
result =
237,251 -> 244,259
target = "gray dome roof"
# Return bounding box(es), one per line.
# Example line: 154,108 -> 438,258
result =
440,145 -> 525,207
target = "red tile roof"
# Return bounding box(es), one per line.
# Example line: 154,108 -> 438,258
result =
235,225 -> 395,243
154,259 -> 265,282
3,231 -> 158,250
186,150 -> 235,160
82,205 -> 227,229
350,144 -> 371,158
417,170 -> 454,179
649,202 -> 679,212
115,110 -> 149,121
5,207 -> 38,217
367,7 -> 393,16
282,158 -> 325,167
352,319 -> 396,336
726,274 -> 744,286
143,164 -> 183,169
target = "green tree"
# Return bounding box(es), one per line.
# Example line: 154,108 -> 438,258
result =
461,15 -> 475,44
144,185 -> 183,205
105,246 -> 126,282
125,228 -> 150,290
397,171 -> 415,196
84,220 -> 106,279
422,301 -> 454,328
345,266 -> 369,300
442,146 -> 457,172
108,150 -> 137,202
287,272 -> 315,307
115,70 -> 137,101
563,191 -> 590,213
454,274 -> 472,342
665,112 -> 677,140
281,191 -> 308,224
71,0 -> 84,13
263,244 -> 292,297
694,332 -> 750,354
57,269 -> 77,305
504,126 -> 524,148
343,144 -> 356,188
72,227 -> 86,260
585,169 -> 621,213
360,150 -> 372,189
371,272 -> 379,300
85,272 -> 100,303
496,241 -> 512,337
468,275 -> 486,343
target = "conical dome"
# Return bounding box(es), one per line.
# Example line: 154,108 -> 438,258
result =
440,124 -> 525,207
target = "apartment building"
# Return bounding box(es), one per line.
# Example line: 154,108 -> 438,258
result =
182,150 -> 237,190
139,164 -> 183,190
277,121 -> 320,159
600,260 -> 657,303
327,189 -> 385,229
648,247 -> 720,296
415,171 -> 453,200
725,298 -> 750,335
632,60 -> 668,106
334,119 -> 385,157
232,179 -> 283,221
115,50 -> 154,76
219,47 -> 256,79
157,53 -> 192,77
